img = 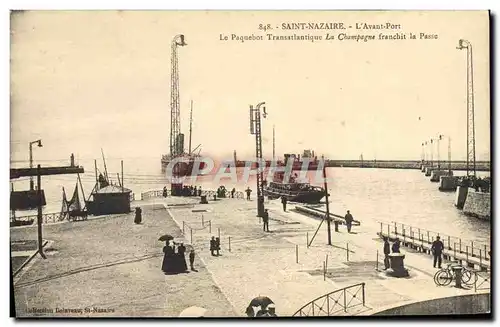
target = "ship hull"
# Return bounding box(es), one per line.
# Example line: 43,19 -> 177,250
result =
264,187 -> 325,204
161,157 -> 207,176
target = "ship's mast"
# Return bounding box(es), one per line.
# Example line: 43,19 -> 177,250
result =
189,100 -> 193,155
273,125 -> 276,161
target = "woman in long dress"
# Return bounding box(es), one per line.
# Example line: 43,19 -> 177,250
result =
162,241 -> 174,274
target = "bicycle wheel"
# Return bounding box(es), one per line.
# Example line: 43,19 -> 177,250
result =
434,270 -> 452,286
461,269 -> 477,286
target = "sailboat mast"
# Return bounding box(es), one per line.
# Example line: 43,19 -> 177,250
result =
101,148 -> 109,182
189,100 -> 193,155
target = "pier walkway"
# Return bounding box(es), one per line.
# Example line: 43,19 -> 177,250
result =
11,196 -> 490,317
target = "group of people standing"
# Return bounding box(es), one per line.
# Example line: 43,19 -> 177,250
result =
382,237 -> 401,269
209,236 -> 221,256
162,241 -> 196,274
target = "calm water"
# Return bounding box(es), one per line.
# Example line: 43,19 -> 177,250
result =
10,158 -> 490,244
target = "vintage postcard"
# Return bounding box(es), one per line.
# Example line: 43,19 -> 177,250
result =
10,10 -> 491,318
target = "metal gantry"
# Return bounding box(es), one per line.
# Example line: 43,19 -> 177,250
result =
457,39 -> 476,178
249,102 -> 266,217
170,34 -> 187,157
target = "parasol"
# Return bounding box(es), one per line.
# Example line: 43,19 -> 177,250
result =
178,306 -> 207,317
249,296 -> 274,308
158,234 -> 174,242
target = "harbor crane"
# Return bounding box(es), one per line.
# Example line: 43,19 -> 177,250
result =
170,34 -> 187,158
457,39 -> 476,178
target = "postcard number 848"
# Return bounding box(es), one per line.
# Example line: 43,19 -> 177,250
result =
259,24 -> 272,31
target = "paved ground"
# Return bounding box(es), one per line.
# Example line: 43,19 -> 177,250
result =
11,195 -> 490,317
12,202 -> 235,317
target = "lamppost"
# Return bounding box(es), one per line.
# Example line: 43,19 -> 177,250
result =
29,139 -> 42,190
249,102 -> 266,217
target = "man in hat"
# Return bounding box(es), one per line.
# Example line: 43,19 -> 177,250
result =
262,209 -> 270,232
431,236 -> 444,268
267,304 -> 277,317
344,210 -> 354,233
245,187 -> 252,200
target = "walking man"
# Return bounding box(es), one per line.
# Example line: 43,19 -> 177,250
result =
383,237 -> 391,270
231,188 -> 236,198
431,236 -> 444,268
281,196 -> 288,212
262,209 -> 270,232
344,210 -> 354,233
189,249 -> 196,271
215,237 -> 221,256
245,187 -> 252,200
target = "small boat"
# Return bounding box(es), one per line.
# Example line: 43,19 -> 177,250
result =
264,171 -> 325,204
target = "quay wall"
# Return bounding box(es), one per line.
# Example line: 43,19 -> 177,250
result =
463,190 -> 491,220
325,160 -> 490,171
371,293 -> 490,316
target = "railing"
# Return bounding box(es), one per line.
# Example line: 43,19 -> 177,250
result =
293,283 -> 366,316
140,189 -> 245,201
378,221 -> 491,262
474,271 -> 490,292
11,212 -> 64,226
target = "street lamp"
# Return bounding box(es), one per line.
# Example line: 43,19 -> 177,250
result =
29,139 -> 42,190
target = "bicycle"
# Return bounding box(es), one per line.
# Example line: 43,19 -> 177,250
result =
433,262 -> 477,287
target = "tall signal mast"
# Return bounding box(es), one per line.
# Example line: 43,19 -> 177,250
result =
457,39 -> 476,178
170,34 -> 187,157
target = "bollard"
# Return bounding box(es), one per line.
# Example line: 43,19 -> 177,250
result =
229,236 -> 231,252
334,220 -> 339,232
452,266 -> 463,288
347,243 -> 350,262
307,232 -> 309,248
296,245 -> 299,264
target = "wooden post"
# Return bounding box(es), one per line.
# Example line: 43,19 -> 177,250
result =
454,242 -> 456,259
347,243 -> 350,262
471,241 -> 474,256
376,250 -> 379,271
183,221 -> 185,233
323,261 -> 326,281
202,214 -> 204,226
459,239 -> 462,253
307,232 -> 309,248
466,246 -> 469,261
190,228 -> 193,244
380,222 -> 382,236
484,245 -> 488,259
209,221 -> 212,233
427,231 -> 430,243
121,160 -> 124,192
296,245 -> 299,263
394,222 -> 397,235
479,249 -> 482,267
410,226 -> 412,239
229,237 -> 231,252
218,228 -> 220,239
387,225 -> 390,239
448,236 -> 451,250
418,228 -> 421,241
325,254 -> 328,271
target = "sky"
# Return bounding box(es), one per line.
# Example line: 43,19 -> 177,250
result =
10,10 -> 491,163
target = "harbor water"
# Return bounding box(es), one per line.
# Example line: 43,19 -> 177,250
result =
10,157 -> 490,245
